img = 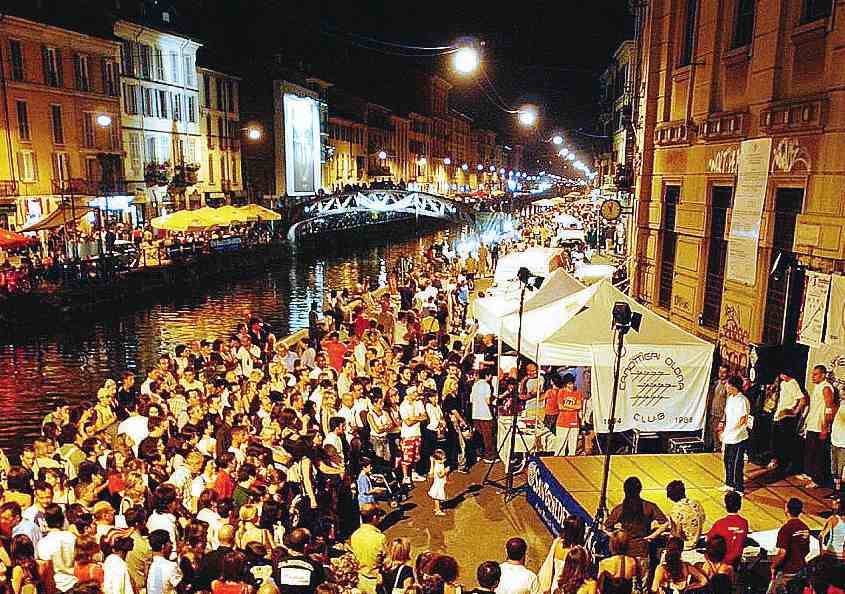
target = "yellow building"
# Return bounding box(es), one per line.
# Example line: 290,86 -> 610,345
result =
0,16 -> 122,229
198,67 -> 243,204
324,116 -> 366,190
632,0 -> 845,368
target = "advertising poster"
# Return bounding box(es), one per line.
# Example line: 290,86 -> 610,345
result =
283,93 -> 322,196
825,275 -> 845,347
798,271 -> 831,346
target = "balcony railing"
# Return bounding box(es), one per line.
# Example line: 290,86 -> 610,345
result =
53,178 -> 127,195
0,180 -> 17,197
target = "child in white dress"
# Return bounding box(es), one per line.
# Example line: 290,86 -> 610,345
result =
428,449 -> 448,516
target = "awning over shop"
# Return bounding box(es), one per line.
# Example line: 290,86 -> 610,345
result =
21,202 -> 96,232
0,228 -> 37,249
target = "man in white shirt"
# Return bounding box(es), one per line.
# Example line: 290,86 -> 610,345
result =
117,401 -> 149,457
495,538 -> 539,594
147,529 -> 182,594
324,417 -> 347,466
399,387 -> 428,484
798,365 -> 836,489
471,370 -> 495,463
35,504 -> 77,592
722,376 -> 750,495
769,371 -> 807,475
237,336 -> 262,377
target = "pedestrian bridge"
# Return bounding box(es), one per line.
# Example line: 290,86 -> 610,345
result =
286,190 -> 476,242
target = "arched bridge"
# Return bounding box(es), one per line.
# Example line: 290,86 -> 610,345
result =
286,190 -> 476,242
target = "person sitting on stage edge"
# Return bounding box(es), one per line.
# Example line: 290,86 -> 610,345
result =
605,476 -> 669,579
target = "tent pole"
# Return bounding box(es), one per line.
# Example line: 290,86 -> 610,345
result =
596,327 -> 626,527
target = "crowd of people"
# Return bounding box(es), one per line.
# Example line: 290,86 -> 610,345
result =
0,201 -> 842,594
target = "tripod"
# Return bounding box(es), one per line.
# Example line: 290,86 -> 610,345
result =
482,273 -> 536,501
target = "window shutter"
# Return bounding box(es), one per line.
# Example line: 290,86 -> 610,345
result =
16,152 -> 24,180
101,58 -> 108,94
55,49 -> 64,87
41,45 -> 49,84
73,55 -> 81,90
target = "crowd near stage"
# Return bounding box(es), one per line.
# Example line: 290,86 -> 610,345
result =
526,452 -> 829,548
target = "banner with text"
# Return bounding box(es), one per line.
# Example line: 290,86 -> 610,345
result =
725,138 -> 772,286
798,271 -> 831,346
591,345 -> 713,433
825,275 -> 845,347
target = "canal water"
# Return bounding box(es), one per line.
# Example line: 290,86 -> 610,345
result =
0,221 -> 467,457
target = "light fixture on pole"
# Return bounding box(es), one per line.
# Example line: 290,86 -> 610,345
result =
453,45 -> 480,75
462,163 -> 469,171
551,134 -> 563,145
477,164 -> 484,171
378,150 -> 388,160
483,265 -> 544,500
595,301 -> 642,525
444,158 -> 451,165
96,114 -> 113,128
517,106 -> 538,127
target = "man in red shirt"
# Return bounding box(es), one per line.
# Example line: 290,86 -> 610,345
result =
542,375 -> 563,432
707,491 -> 749,567
353,306 -> 369,338
768,497 -> 810,593
556,373 -> 582,456
321,332 -> 348,371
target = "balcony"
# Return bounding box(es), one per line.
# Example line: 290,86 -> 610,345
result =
0,180 -> 17,197
698,111 -> 749,141
52,178 -> 127,196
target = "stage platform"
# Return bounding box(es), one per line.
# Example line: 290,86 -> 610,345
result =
525,453 -> 832,536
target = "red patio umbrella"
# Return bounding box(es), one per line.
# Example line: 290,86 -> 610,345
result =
0,228 -> 37,250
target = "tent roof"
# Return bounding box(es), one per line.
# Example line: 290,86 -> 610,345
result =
21,203 -> 95,232
493,247 -> 563,282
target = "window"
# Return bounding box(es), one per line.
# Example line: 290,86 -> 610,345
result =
103,59 -> 119,96
176,139 -> 185,163
658,186 -> 680,309
18,151 -> 37,182
216,78 -> 224,110
142,88 -> 154,117
208,154 -> 214,183
232,156 -> 238,184
15,101 -> 30,141
83,112 -> 96,148
203,74 -> 211,107
187,96 -> 196,123
52,152 -> 70,183
701,187 -> 733,329
763,188 -> 804,343
145,136 -> 157,164
220,154 -> 227,180
154,48 -> 164,81
10,40 -> 24,81
802,0 -> 831,23
158,136 -> 171,163
184,56 -> 195,87
139,44 -> 152,78
218,117 -> 226,149
50,105 -> 64,145
129,132 -> 142,174
120,40 -> 134,76
43,46 -> 62,87
206,115 -> 214,148
679,0 -> 698,66
85,157 -> 99,183
74,54 -> 90,91
157,90 -> 169,119
109,120 -> 120,151
170,52 -> 180,83
226,80 -> 234,112
173,94 -> 182,121
185,138 -> 196,164
733,0 -> 755,48
123,83 -> 139,114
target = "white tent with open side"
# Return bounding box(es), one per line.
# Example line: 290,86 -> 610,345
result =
475,268 -> 584,334
493,247 -> 563,283
500,279 -> 715,434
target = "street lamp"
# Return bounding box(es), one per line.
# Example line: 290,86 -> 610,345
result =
462,163 -> 469,171
499,168 -> 505,174
418,157 -> 427,166
378,150 -> 388,160
96,114 -> 113,128
567,153 -> 576,161
517,106 -> 538,127
477,164 -> 483,171
444,158 -> 451,165
246,127 -> 262,141
453,45 -> 480,75
489,165 -> 495,172
551,135 -> 563,145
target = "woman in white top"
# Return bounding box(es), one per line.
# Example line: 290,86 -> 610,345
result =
367,394 -> 393,462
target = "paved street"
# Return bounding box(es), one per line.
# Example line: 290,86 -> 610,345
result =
382,462 -> 554,583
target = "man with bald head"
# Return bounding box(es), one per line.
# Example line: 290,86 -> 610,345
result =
197,523 -> 236,590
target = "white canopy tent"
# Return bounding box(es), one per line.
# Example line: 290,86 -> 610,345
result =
499,280 -> 715,433
493,247 -> 563,283
475,268 -> 584,334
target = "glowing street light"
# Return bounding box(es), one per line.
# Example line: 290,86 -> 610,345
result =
246,126 -> 262,141
444,158 -> 451,165
551,135 -> 563,145
418,157 -> 427,166
453,46 -> 480,75
462,163 -> 469,171
477,164 -> 483,171
499,168 -> 505,174
378,151 -> 388,160
517,106 -> 538,127
567,153 -> 576,161
489,165 -> 495,172
96,114 -> 112,127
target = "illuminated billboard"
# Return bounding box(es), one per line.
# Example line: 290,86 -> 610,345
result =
283,93 -> 322,196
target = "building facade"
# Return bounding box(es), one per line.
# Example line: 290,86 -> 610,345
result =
114,19 -> 202,216
631,0 -> 845,368
198,67 -> 243,204
596,40 -> 636,197
0,16 -> 123,229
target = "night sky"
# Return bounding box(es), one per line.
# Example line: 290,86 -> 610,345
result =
184,0 -> 633,150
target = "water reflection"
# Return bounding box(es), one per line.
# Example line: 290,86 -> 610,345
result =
0,223 -> 467,455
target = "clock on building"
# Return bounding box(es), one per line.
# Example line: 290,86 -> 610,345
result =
600,199 -> 622,221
